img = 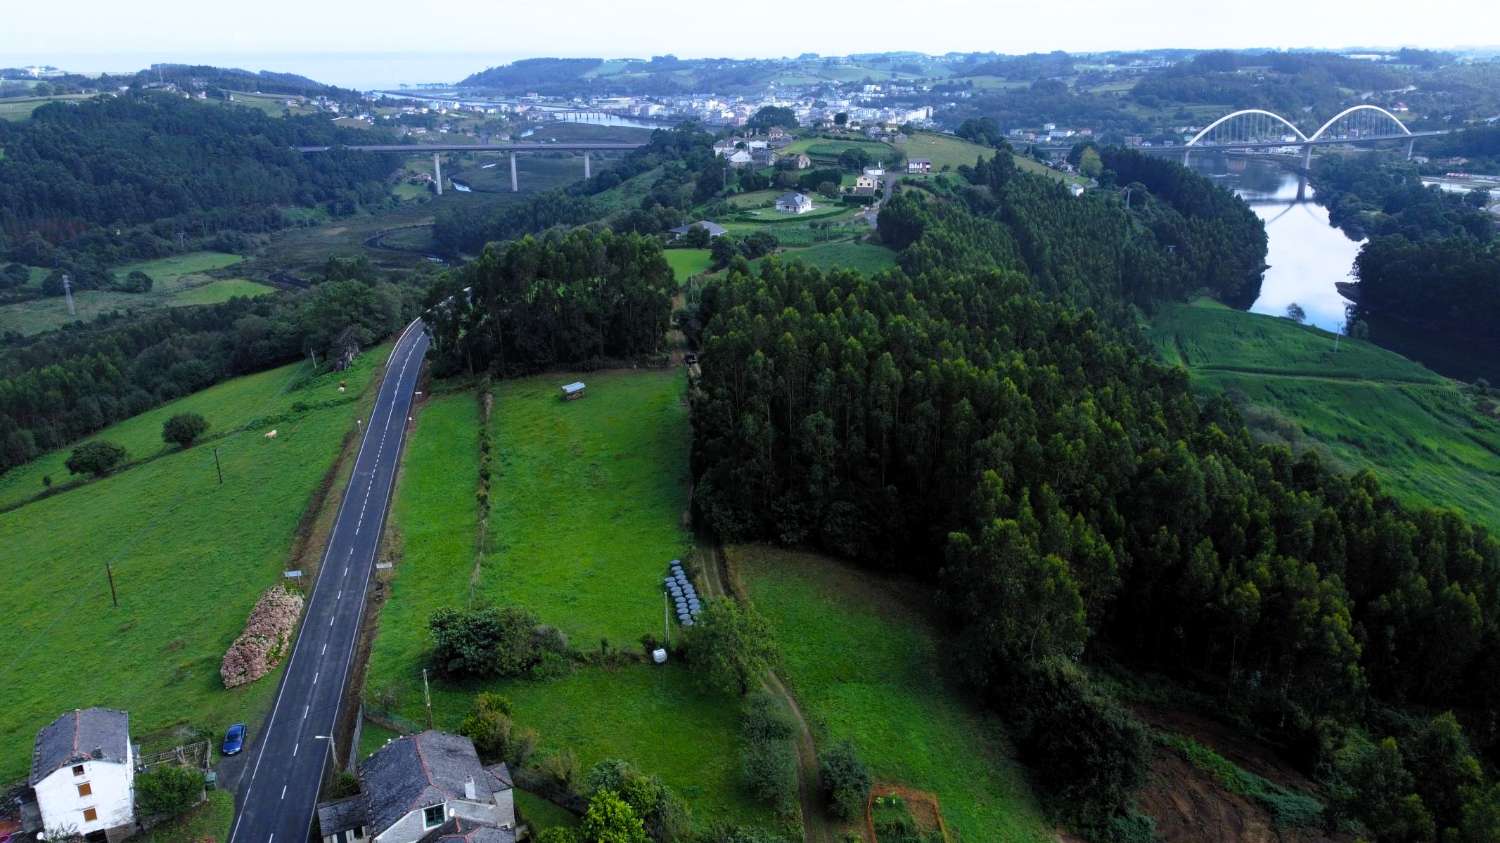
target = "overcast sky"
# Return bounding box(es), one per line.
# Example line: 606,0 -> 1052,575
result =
4,0 -> 1494,86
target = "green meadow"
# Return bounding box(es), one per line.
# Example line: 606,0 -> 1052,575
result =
732,545 -> 1052,842
664,249 -> 713,283
0,345 -> 390,781
365,369 -> 771,826
0,251 -> 253,336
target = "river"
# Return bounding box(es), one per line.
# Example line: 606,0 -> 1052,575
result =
1186,155 -> 1363,333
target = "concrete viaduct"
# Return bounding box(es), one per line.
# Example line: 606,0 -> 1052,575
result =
295,142 -> 647,193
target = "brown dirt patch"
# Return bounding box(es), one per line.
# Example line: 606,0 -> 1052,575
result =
1135,707 -> 1320,795
1137,749 -> 1349,843
866,784 -> 950,843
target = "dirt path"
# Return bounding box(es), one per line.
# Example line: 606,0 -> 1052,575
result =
702,545 -> 836,843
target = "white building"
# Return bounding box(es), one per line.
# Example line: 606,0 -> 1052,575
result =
317,731 -> 516,843
775,192 -> 814,214
31,708 -> 136,843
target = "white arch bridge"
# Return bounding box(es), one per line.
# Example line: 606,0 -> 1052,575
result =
1175,104 -> 1451,167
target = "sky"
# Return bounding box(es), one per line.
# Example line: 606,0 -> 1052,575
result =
3,0 -> 1495,87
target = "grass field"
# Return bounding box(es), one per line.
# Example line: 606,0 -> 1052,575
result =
134,789 -> 235,842
0,93 -> 96,121
1150,299 -> 1500,530
732,545 -> 1052,842
364,370 -> 772,828
768,240 -> 897,275
780,137 -> 895,163
665,249 -> 713,283
902,132 -> 994,171
483,369 -> 693,647
0,252 -> 250,336
516,789 -> 580,833
0,344 -> 391,782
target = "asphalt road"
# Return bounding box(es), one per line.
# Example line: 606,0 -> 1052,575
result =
229,320 -> 429,843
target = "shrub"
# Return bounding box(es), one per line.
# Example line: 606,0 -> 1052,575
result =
580,789 -> 649,843
135,764 -> 202,819
460,693 -> 515,760
683,598 -> 777,695
740,693 -> 797,814
65,440 -> 127,477
120,270 -> 154,293
1010,658 -> 1149,825
220,586 -> 304,688
818,741 -> 871,821
429,605 -> 542,679
162,412 -> 210,448
540,748 -> 581,790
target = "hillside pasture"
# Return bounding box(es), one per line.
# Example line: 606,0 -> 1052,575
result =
364,371 -> 773,829
1150,299 -> 1500,531
731,545 -> 1052,842
0,251 -> 250,336
0,344 -> 391,782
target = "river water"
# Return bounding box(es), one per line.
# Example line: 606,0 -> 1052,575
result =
1187,156 -> 1363,333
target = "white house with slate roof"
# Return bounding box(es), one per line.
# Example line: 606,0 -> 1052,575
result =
31,708 -> 135,842
316,731 -> 515,843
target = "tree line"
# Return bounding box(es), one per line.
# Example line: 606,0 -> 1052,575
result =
424,228 -> 675,378
689,153 -> 1500,839
0,93 -> 398,293
0,262 -> 422,476
431,124 -> 718,257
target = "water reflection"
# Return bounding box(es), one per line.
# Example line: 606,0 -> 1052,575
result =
1187,156 -> 1363,333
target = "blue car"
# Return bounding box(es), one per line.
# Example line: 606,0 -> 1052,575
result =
222,723 -> 246,756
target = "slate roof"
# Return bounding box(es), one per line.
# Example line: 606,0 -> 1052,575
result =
316,795 -> 367,837
418,817 -> 517,843
669,220 -> 727,237
359,731 -> 510,838
30,708 -> 130,786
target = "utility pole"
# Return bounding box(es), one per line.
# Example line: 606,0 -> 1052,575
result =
105,562 -> 118,607
62,273 -> 76,317
422,668 -> 434,729
314,734 -> 340,770
213,447 -> 224,485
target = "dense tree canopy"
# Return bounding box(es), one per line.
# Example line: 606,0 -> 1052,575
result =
689,151 -> 1500,834
425,228 -> 675,377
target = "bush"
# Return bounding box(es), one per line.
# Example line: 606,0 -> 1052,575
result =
683,598 -> 777,695
580,789 -> 649,843
65,440 -> 127,477
459,693 -> 515,760
120,270 -> 154,293
818,741 -> 871,821
135,764 -> 202,819
1010,658 -> 1149,825
740,693 -> 797,814
540,748 -> 581,790
162,412 -> 209,448
429,605 -> 542,679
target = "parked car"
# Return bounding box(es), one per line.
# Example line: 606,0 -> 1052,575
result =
222,723 -> 247,756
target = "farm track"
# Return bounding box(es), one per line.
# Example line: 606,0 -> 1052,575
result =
706,545 -> 836,843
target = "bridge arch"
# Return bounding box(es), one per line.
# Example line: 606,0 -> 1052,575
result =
1187,109 -> 1309,147
1309,104 -> 1412,141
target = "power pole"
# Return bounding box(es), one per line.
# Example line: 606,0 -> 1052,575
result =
62,273 -> 76,317
422,668 -> 434,729
213,447 -> 224,485
105,562 -> 118,607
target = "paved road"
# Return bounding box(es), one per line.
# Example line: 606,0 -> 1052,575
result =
229,320 -> 429,843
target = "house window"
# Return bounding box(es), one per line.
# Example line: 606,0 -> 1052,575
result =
82,807 -> 98,823
72,764 -> 86,776
423,805 -> 444,827
77,782 -> 92,797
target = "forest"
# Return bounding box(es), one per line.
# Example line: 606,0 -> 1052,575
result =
687,153 -> 1500,840
0,260 -> 422,477
0,93 -> 397,290
423,228 -> 675,378
431,124 -> 718,256
1311,154 -> 1499,368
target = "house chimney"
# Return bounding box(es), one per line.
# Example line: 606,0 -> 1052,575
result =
464,777 -> 477,800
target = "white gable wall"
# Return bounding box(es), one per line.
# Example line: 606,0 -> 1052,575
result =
35,748 -> 134,838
